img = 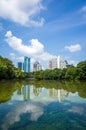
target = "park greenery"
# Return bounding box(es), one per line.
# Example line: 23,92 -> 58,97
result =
0,55 -> 86,80
0,55 -> 32,80
34,60 -> 86,80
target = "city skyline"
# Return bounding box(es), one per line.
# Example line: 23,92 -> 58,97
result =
17,56 -> 42,72
24,56 -> 30,72
17,55 -> 70,72
0,0 -> 86,69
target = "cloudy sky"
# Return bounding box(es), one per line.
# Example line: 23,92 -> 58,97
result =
0,0 -> 86,69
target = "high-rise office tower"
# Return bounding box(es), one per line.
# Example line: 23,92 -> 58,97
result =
48,60 -> 52,69
24,56 -> 30,72
18,62 -> 23,70
48,58 -> 57,70
33,61 -> 42,72
57,55 -> 61,69
48,55 -> 69,70
60,60 -> 68,69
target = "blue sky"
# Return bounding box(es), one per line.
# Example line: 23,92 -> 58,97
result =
0,0 -> 86,69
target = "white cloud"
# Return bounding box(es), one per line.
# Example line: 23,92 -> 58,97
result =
0,23 -> 4,31
5,31 -> 56,63
10,53 -> 24,62
80,5 -> 86,18
5,31 -> 44,55
2,102 -> 44,130
81,5 -> 86,12
16,57 -> 24,62
65,44 -> 81,52
39,52 -> 57,61
68,106 -> 84,115
0,0 -> 45,26
10,53 -> 16,59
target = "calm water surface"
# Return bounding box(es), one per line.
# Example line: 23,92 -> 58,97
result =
0,80 -> 86,130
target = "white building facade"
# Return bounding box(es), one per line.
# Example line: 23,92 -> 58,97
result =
48,55 -> 68,70
33,61 -> 42,72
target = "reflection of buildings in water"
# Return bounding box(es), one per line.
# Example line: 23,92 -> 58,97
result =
17,85 -> 42,100
48,88 -> 69,102
13,85 -> 68,102
22,85 -> 30,100
17,85 -> 30,101
17,89 -> 22,95
33,87 -> 42,96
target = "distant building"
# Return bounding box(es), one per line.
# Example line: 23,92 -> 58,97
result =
48,58 -> 57,70
48,88 -> 69,102
48,55 -> 70,70
48,60 -> 52,69
52,58 -> 57,69
24,57 -> 30,72
33,61 -> 42,72
48,56 -> 61,70
18,62 -> 23,70
12,85 -> 30,101
57,55 -> 61,69
60,60 -> 68,69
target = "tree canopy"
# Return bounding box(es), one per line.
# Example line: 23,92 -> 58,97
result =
0,55 -> 86,81
0,55 -> 24,80
34,61 -> 86,81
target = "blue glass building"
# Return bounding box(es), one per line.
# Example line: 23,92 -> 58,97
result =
24,57 -> 30,72
18,62 -> 23,70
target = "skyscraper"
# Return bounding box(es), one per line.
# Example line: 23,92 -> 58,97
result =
48,55 -> 68,70
18,62 -> 23,70
48,58 -> 57,70
33,61 -> 42,72
57,55 -> 61,69
24,56 -> 30,72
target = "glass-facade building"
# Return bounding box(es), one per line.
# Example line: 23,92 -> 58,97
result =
18,62 -> 23,70
24,57 -> 30,72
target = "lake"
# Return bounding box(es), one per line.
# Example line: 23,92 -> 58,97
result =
0,80 -> 86,130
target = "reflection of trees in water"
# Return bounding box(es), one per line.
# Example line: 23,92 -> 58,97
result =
0,80 -> 86,104
0,81 -> 22,103
16,85 -> 31,101
0,80 -> 32,103
34,81 -> 86,98
63,81 -> 86,98
33,87 -> 42,96
48,89 -> 69,102
32,83 -> 69,102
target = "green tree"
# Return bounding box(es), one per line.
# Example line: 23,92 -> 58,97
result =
0,55 -> 23,80
77,61 -> 86,80
65,66 -> 77,80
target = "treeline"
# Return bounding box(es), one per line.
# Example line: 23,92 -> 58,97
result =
0,55 -> 32,80
0,55 -> 86,81
34,60 -> 86,80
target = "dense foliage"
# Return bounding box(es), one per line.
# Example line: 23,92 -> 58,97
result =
0,55 -> 32,80
0,80 -> 86,103
0,80 -> 32,103
0,55 -> 86,80
34,61 -> 86,80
